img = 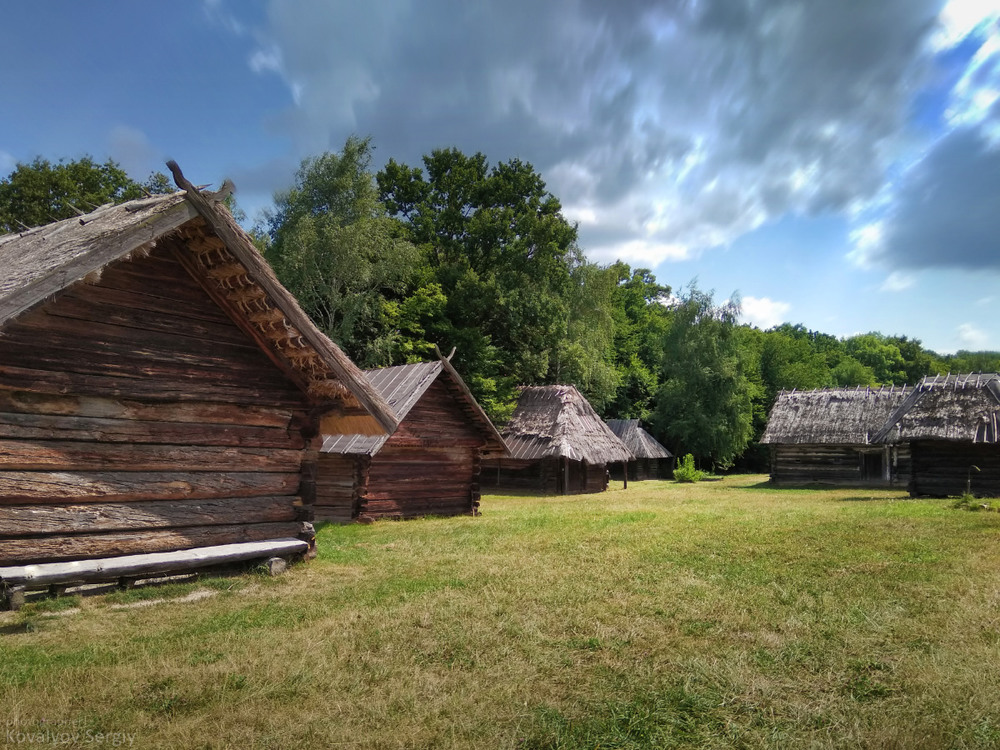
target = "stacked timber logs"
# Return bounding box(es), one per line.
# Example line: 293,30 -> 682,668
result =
910,441 -> 1000,497
316,369 -> 500,521
360,378 -> 485,519
0,247 -> 314,566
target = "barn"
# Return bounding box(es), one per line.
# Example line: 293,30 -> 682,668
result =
0,166 -> 397,605
315,355 -> 507,521
760,385 -> 912,487
481,385 -> 633,494
873,373 -> 1000,497
606,419 -> 673,481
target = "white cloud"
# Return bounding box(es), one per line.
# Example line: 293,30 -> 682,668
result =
587,237 -> 691,266
203,0 -> 246,36
741,296 -> 791,329
847,221 -> 884,268
106,126 -> 161,181
946,25 -> 1000,138
231,0 -> 951,265
880,271 -> 916,292
249,45 -> 283,75
958,322 -> 990,348
930,0 -> 1000,51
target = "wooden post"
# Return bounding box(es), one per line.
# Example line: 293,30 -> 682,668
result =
622,461 -> 628,490
563,456 -> 569,495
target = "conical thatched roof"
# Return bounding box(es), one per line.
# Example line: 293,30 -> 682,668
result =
606,419 -> 673,459
501,385 -> 633,464
321,356 -> 507,457
0,165 -> 397,436
874,373 -> 1000,444
761,385 -> 912,445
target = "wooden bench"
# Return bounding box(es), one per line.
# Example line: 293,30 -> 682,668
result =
0,538 -> 309,610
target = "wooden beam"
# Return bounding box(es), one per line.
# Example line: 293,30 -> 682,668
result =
0,538 -> 308,588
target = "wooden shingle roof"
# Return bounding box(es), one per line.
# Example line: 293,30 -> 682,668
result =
760,385 -> 912,445
873,373 -> 1000,444
321,356 -> 507,457
0,164 -> 397,436
606,419 -> 673,459
501,385 -> 633,464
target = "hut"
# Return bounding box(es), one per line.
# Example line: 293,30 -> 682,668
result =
0,164 -> 397,606
760,385 -> 912,486
873,373 -> 1000,497
481,385 -> 633,494
606,419 -> 673,481
316,355 -> 507,521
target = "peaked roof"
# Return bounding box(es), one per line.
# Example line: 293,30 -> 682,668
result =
500,385 -> 633,464
873,373 -> 1000,444
760,385 -> 912,445
606,419 -> 673,459
0,163 -> 396,436
321,356 -> 507,456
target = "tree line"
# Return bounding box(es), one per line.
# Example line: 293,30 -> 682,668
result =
3,147 -> 997,470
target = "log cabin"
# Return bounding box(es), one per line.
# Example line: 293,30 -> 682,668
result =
0,164 -> 397,604
872,373 -> 1000,497
606,419 -> 673,481
760,385 -> 912,487
315,355 -> 507,521
481,385 -> 633,494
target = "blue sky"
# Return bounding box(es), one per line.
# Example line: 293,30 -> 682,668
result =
2,1 -> 1000,354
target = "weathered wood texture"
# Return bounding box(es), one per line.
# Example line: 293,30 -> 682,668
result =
0,248 -> 312,565
611,458 -> 672,482
768,444 -> 910,487
481,457 -> 609,495
315,453 -> 363,522
0,539 -> 308,588
316,379 -> 486,520
909,440 -> 1000,497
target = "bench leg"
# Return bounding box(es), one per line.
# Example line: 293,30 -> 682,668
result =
2,586 -> 26,612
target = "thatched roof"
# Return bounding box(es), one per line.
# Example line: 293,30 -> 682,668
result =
760,385 -> 912,445
0,164 -> 397,436
606,419 -> 673,459
500,385 -> 633,464
874,373 -> 1000,444
321,355 -> 507,457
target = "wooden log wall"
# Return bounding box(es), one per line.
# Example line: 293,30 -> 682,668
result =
769,444 -> 867,486
316,379 -> 488,520
360,379 -> 485,519
769,444 -> 909,488
315,453 -> 363,522
909,441 -> 1000,497
611,458 -> 670,482
0,246 -> 313,565
481,458 -> 555,494
480,458 -> 608,495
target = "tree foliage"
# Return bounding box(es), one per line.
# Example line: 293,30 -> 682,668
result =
0,156 -> 169,233
377,148 -> 583,416
15,143 -> 999,468
260,137 -> 419,366
652,287 -> 758,470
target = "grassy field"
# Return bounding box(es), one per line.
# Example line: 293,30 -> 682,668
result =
3,475 -> 1000,749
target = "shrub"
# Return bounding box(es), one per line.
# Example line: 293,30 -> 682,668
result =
673,454 -> 706,483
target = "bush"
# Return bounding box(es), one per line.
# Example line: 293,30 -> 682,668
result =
673,454 -> 706,483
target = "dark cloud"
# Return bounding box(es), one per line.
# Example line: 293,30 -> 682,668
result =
878,126 -> 1000,270
240,0 -> 951,261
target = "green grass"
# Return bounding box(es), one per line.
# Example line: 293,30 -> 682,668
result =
2,475 -> 1000,748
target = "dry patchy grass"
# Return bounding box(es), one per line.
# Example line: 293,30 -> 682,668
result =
3,475 -> 1000,748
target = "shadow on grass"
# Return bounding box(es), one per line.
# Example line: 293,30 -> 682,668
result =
742,480 -> 904,496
